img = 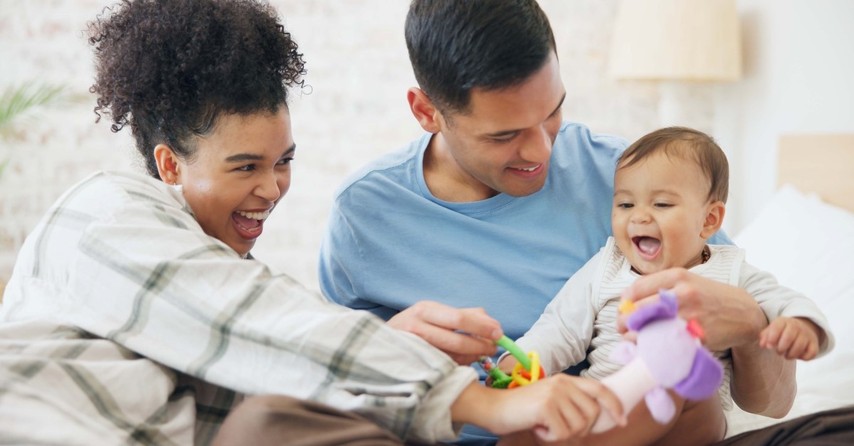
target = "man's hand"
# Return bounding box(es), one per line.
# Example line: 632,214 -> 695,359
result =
760,317 -> 822,360
618,268 -> 797,417
387,300 -> 502,364
618,268 -> 766,351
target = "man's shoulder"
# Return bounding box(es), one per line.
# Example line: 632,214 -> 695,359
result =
556,121 -> 630,152
547,122 -> 628,182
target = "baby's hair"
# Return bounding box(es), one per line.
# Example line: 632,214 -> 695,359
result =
618,127 -> 729,203
88,0 -> 306,179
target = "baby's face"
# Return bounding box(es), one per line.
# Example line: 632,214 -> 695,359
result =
612,152 -> 721,275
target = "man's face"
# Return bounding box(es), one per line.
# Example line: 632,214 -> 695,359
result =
427,52 -> 565,201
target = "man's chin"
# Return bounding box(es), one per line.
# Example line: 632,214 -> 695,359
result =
503,183 -> 546,197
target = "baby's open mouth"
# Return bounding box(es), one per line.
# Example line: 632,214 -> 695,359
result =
632,236 -> 661,258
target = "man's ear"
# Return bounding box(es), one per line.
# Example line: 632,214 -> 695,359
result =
700,201 -> 726,239
407,87 -> 442,133
154,144 -> 181,185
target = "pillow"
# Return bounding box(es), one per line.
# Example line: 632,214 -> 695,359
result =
734,184 -> 854,306
726,184 -> 854,436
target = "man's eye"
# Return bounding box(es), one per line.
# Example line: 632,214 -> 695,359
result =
277,157 -> 294,165
491,133 -> 517,143
237,164 -> 256,172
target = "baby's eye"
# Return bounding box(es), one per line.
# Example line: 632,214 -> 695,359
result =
654,202 -> 673,208
616,203 -> 634,209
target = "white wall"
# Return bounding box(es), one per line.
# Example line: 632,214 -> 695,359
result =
1,0 -> 852,292
726,0 -> 854,231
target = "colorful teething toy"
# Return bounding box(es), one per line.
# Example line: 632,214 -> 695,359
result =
480,335 -> 546,389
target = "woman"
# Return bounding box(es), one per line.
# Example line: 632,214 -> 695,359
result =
0,0 -> 621,444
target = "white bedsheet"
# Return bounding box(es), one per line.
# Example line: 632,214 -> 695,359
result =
726,185 -> 854,436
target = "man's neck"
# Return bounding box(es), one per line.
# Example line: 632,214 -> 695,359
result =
422,134 -> 497,202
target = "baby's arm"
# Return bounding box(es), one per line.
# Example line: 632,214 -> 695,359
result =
739,261 -> 835,358
759,316 -> 823,360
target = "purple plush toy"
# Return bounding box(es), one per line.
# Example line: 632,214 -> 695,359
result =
591,289 -> 724,433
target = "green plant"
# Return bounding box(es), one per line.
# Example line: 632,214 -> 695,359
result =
0,83 -> 65,177
0,83 -> 65,130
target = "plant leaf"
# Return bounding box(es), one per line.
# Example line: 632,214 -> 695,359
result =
0,83 -> 65,130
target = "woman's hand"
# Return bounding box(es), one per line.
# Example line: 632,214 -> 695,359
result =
452,375 -> 625,443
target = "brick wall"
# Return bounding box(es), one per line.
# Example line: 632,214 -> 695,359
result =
0,0 -> 716,292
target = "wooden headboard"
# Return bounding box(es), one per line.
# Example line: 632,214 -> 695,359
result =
778,134 -> 854,212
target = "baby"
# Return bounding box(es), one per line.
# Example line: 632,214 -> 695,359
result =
498,126 -> 833,445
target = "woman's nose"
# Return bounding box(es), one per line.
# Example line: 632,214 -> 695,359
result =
255,171 -> 283,202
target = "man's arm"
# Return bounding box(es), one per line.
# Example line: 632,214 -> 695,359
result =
387,300 -> 502,364
730,335 -> 796,416
619,269 -> 796,417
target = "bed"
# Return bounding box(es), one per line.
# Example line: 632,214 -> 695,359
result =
724,134 -> 854,438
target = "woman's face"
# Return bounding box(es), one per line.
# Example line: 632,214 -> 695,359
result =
175,107 -> 294,257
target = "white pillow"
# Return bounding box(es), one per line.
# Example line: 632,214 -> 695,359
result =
726,184 -> 854,436
735,184 -> 854,306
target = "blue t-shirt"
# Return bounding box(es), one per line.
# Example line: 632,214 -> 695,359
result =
320,121 -> 731,336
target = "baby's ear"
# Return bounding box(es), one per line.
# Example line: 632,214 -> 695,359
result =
700,201 -> 725,239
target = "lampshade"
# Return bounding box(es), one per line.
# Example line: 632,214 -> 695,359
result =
609,0 -> 742,81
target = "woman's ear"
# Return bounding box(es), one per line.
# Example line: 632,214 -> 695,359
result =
154,144 -> 181,185
700,201 -> 726,239
406,87 -> 442,134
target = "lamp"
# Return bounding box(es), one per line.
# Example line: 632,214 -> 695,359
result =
609,0 -> 742,126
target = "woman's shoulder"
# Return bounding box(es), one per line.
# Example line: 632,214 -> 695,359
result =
58,170 -> 187,217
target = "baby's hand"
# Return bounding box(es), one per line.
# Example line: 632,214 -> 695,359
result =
759,317 -> 822,360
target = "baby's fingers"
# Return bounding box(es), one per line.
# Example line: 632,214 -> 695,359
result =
759,320 -> 784,349
784,329 -> 819,360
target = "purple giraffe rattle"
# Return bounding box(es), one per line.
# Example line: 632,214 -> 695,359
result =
591,289 -> 724,433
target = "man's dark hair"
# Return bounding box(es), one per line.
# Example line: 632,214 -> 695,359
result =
88,0 -> 306,179
405,0 -> 555,114
618,127 -> 730,203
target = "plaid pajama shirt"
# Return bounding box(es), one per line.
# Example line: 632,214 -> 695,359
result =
0,171 -> 476,445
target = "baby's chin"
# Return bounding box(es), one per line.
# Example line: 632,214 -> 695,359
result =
630,258 -> 678,276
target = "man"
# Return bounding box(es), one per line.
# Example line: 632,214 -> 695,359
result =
319,0 -> 795,444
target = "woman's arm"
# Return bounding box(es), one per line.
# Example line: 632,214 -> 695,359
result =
57,174 -> 474,443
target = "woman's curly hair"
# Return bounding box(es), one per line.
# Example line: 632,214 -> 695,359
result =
88,0 -> 306,178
